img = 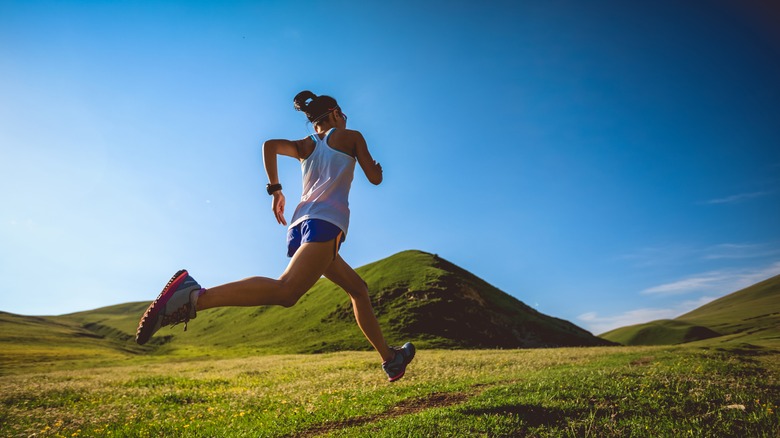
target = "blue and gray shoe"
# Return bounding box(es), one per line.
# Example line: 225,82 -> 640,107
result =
136,270 -> 201,345
382,342 -> 416,382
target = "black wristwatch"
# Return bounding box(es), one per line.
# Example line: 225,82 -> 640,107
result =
266,183 -> 282,195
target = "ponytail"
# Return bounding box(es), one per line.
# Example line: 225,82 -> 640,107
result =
293,90 -> 317,114
293,90 -> 339,124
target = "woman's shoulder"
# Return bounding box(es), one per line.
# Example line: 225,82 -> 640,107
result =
342,128 -> 367,144
330,128 -> 363,143
336,128 -> 362,136
295,135 -> 317,160
328,129 -> 363,157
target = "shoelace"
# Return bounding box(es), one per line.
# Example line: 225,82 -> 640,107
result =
162,305 -> 192,331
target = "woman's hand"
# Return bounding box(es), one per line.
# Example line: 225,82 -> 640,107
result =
272,191 -> 287,225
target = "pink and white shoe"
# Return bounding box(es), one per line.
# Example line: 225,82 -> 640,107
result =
136,270 -> 201,345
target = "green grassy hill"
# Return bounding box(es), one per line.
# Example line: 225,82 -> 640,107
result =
677,273 -> 780,339
1,250 -> 610,369
601,274 -> 780,347
0,310 -> 152,373
599,319 -> 720,346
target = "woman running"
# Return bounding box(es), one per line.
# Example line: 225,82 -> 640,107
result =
135,91 -> 415,382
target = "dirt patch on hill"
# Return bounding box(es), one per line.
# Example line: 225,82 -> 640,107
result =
293,391 -> 470,437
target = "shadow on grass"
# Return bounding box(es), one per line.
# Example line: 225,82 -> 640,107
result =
294,392 -> 470,437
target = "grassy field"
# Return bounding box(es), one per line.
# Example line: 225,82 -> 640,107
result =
2,264 -> 778,436
2,344 -> 778,437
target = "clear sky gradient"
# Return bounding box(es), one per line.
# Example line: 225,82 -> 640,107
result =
2,1 -> 779,335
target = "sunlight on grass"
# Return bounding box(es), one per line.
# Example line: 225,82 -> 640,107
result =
1,346 -> 778,437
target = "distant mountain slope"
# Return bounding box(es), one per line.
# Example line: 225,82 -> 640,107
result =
676,274 -> 780,338
0,310 -> 151,374
599,319 -> 720,346
601,274 -> 780,347
2,250 -> 611,366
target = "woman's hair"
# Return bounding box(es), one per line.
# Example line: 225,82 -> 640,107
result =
293,90 -> 340,125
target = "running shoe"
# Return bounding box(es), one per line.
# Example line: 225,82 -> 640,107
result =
135,270 -> 200,345
382,342 -> 416,382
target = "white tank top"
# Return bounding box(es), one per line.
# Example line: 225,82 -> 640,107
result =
289,128 -> 356,236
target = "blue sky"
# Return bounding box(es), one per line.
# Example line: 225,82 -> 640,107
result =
2,1 -> 779,335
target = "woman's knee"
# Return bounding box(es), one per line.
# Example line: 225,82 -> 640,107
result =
276,280 -> 306,307
346,281 -> 370,302
279,296 -> 299,308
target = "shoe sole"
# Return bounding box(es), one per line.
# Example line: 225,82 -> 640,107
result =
135,269 -> 188,345
388,371 -> 405,382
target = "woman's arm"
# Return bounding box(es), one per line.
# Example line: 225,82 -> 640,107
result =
263,139 -> 299,183
353,132 -> 383,185
262,139 -> 304,225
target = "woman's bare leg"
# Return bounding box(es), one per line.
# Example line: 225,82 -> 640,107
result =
324,255 -> 394,362
196,241 -> 335,310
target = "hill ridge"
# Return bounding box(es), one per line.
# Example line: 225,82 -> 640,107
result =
1,250 -> 611,371
600,273 -> 780,347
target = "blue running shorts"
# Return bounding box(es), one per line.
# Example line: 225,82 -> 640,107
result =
287,219 -> 345,258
